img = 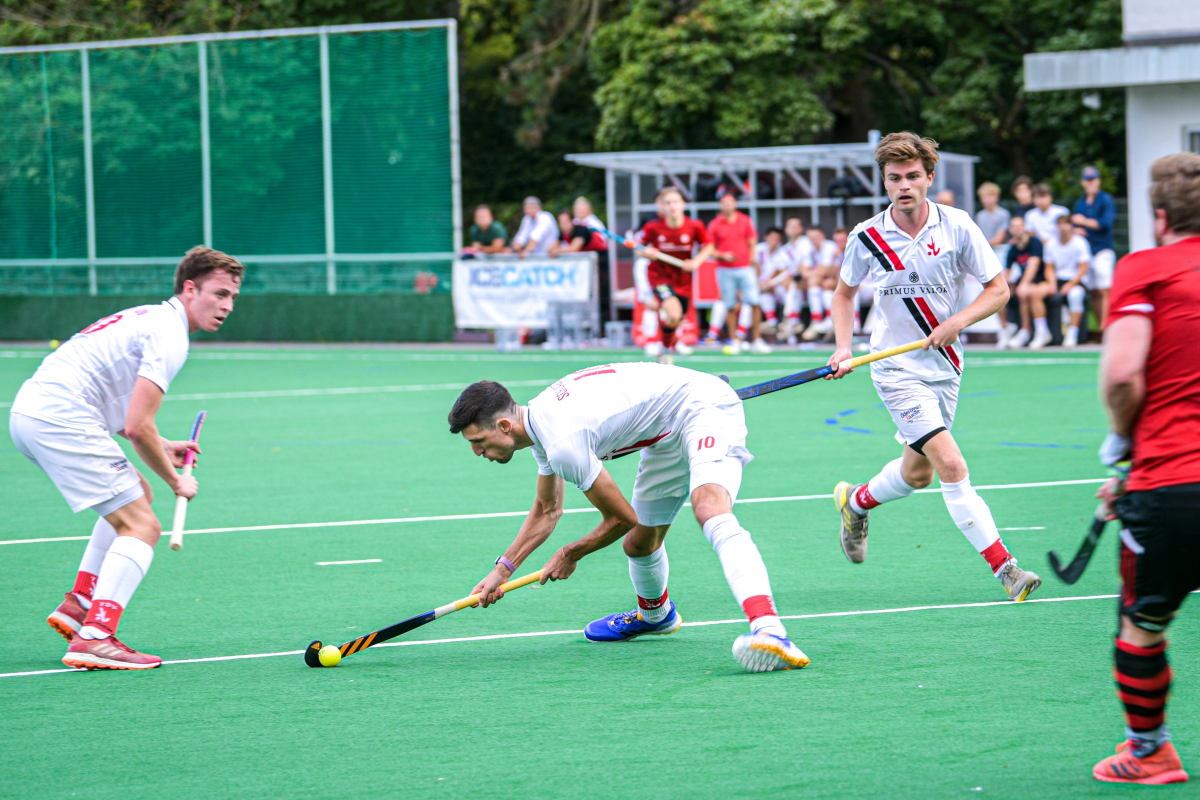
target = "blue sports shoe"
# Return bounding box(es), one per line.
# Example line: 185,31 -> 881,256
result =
584,602 -> 683,642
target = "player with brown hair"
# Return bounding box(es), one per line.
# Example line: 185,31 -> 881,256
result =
634,187 -> 716,363
826,132 -> 1042,602
10,246 -> 243,670
1090,152 -> 1200,785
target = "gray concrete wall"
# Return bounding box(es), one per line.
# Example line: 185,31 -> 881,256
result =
1125,83 -> 1200,251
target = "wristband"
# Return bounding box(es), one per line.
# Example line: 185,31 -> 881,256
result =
495,555 -> 516,574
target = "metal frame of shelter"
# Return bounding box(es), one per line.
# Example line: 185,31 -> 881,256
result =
0,20 -> 462,296
567,134 -> 978,310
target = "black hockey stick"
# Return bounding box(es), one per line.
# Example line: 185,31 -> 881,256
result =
1047,504 -> 1109,584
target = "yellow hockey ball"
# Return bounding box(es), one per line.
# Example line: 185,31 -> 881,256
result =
318,645 -> 342,667
49,339 -> 60,350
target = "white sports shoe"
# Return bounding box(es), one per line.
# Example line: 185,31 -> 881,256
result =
761,317 -> 778,333
1007,328 -> 1031,349
673,341 -> 694,356
801,321 -> 821,341
817,317 -> 834,334
723,339 -> 743,355
997,321 -> 1018,349
749,338 -> 772,354
1063,327 -> 1078,347
643,342 -> 662,358
1029,330 -> 1052,350
732,633 -> 810,672
776,319 -> 795,338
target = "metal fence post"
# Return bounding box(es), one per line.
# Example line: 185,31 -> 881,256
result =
81,49 -> 97,296
319,30 -> 336,295
199,40 -> 212,247
447,21 -> 462,258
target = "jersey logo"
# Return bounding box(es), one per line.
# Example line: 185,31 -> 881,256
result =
926,240 -> 941,257
81,314 -> 123,335
680,234 -> 690,244
908,271 -> 920,284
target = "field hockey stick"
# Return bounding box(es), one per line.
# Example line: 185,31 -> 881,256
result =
734,338 -> 929,400
168,410 -> 207,551
1047,504 -> 1109,584
305,569 -> 544,667
588,223 -> 690,269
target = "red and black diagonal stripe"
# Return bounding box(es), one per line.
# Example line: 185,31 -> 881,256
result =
858,227 -> 905,272
901,296 -> 962,375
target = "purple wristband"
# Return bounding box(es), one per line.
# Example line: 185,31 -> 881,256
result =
495,556 -> 517,574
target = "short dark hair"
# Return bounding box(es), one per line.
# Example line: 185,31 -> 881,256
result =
1032,183 -> 1053,198
448,380 -> 517,434
475,204 -> 491,213
875,131 -> 940,175
1011,175 -> 1033,192
1150,153 -> 1200,234
765,226 -> 783,237
174,246 -> 244,294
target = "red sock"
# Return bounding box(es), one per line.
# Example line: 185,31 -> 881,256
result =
741,595 -> 778,623
72,571 -> 97,603
980,540 -> 1013,575
1115,638 -> 1171,733
82,599 -> 124,638
854,484 -> 881,511
638,589 -> 669,613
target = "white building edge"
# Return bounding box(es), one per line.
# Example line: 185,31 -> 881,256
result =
1024,0 -> 1200,252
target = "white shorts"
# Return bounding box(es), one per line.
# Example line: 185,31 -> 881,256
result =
1088,249 -> 1115,290
717,266 -> 761,307
630,394 -> 753,527
10,412 -> 144,514
875,377 -> 960,455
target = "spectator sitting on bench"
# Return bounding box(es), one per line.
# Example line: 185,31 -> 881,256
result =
1045,212 -> 1093,348
1009,216 -> 1051,349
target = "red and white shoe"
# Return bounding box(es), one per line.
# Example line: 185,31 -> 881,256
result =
62,634 -> 162,670
1094,741 -> 1188,784
47,593 -> 87,642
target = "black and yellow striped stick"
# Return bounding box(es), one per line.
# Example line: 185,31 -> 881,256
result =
304,570 -> 544,667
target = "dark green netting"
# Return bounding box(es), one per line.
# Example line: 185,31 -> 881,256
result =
0,28 -> 453,296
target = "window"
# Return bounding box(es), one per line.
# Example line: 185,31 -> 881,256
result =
1187,126 -> 1200,154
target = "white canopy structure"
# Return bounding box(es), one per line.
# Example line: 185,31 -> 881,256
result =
566,133 -> 979,313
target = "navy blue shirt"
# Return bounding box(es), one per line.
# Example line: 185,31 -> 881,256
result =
1072,191 -> 1115,253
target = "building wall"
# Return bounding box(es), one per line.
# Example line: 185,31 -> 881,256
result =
1122,0 -> 1200,41
1125,82 -> 1200,251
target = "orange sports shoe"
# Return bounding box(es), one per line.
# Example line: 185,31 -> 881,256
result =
1093,741 -> 1189,784
47,593 -> 87,642
62,634 -> 162,671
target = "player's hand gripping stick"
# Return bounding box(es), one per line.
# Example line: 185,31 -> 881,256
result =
588,223 -> 689,268
734,338 -> 929,400
305,569 -> 545,667
169,410 -> 207,551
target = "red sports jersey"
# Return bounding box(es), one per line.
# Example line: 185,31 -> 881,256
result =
707,212 -> 757,268
636,217 -> 708,297
1106,236 -> 1200,490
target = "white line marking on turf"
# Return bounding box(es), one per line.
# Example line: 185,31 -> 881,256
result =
0,592 -> 1121,680
315,559 -> 382,566
998,526 -> 1046,531
0,478 -> 1106,546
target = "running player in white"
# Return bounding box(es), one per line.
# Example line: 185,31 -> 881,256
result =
449,364 -> 809,672
825,132 -> 1041,602
11,247 -> 243,669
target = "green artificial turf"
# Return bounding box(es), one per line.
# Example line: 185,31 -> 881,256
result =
0,344 -> 1193,799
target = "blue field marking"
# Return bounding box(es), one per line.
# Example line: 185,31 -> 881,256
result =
998,442 -> 1087,449
840,427 -> 873,434
824,408 -> 872,434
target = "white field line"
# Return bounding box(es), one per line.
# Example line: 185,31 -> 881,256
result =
999,526 -> 1046,531
0,349 -> 1102,366
0,592 -> 1120,680
0,477 -> 1106,546
315,559 -> 382,566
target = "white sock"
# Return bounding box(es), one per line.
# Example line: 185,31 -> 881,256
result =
822,289 -> 835,313
849,457 -> 916,513
74,518 -> 119,609
641,308 -> 658,339
807,287 -> 824,320
80,536 -> 154,639
940,476 -> 1012,575
784,285 -> 801,319
1067,325 -> 1079,339
708,301 -> 727,335
737,303 -> 752,330
1034,317 -> 1049,336
628,546 -> 671,623
702,514 -> 786,637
